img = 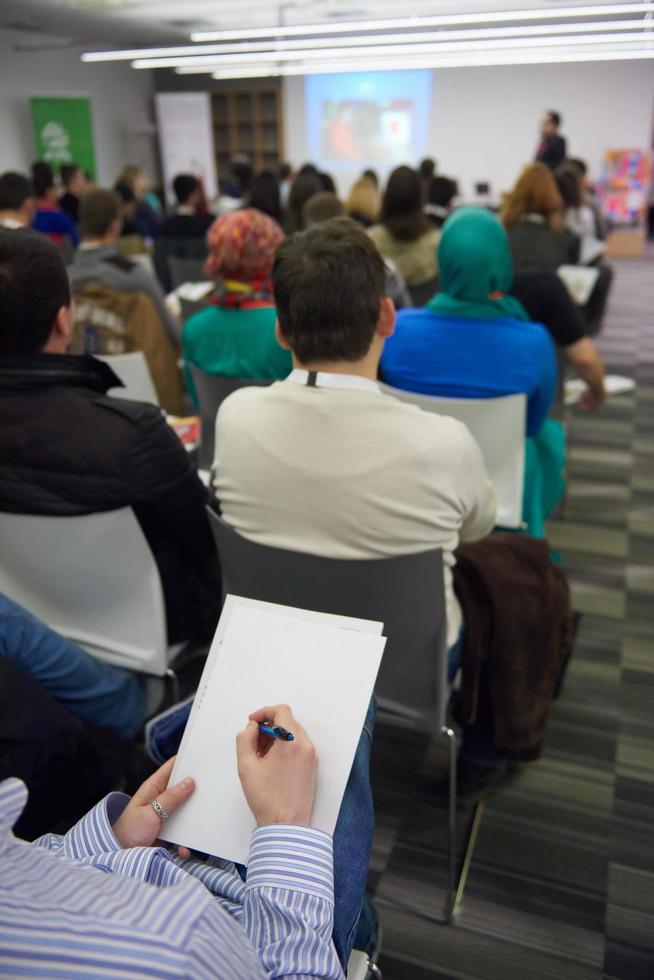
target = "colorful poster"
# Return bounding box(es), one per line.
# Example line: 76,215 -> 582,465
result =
30,97 -> 96,177
598,149 -> 652,227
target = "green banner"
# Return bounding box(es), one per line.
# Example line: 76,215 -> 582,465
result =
30,96 -> 96,178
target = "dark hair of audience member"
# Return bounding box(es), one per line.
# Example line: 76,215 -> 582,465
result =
318,172 -> 336,194
419,157 -> 436,180
273,217 -> 386,363
380,166 -> 429,241
114,181 -> 136,206
566,157 -> 588,178
231,156 -> 253,194
31,161 -> 55,198
428,176 -> 458,209
249,170 -> 282,223
172,173 -> 199,205
555,166 -> 582,209
80,188 -> 121,238
278,161 -> 292,181
302,192 -> 344,227
546,109 -> 562,128
297,162 -> 319,178
0,229 -> 71,356
362,168 -> 379,188
501,162 -> 564,230
60,164 -> 81,189
0,172 -> 34,211
285,171 -> 323,233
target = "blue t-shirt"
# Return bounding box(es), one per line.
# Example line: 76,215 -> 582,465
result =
380,308 -> 556,437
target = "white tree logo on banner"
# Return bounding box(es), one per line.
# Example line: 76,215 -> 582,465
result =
41,121 -> 73,164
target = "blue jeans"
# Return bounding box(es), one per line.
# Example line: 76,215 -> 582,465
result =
0,594 -> 146,740
147,695 -> 377,968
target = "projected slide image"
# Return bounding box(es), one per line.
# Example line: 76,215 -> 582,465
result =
322,97 -> 414,162
306,70 -> 431,172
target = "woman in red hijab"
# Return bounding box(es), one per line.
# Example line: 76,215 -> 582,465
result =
182,208 -> 290,401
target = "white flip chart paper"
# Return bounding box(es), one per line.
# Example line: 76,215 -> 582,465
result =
161,596 -> 385,864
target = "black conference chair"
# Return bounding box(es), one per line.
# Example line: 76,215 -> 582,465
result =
167,255 -> 208,290
189,366 -> 272,467
208,509 -> 480,921
407,275 -> 439,307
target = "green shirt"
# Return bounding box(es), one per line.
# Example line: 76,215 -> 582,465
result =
182,305 -> 292,407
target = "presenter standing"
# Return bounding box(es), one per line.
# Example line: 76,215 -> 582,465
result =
535,110 -> 567,170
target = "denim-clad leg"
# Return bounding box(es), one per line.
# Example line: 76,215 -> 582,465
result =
147,693 -> 378,969
0,594 -> 146,739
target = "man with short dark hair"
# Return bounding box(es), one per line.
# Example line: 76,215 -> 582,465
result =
212,218 -> 495,652
153,173 -> 213,291
69,188 -> 180,344
0,172 -> 35,229
0,228 -> 220,646
59,163 -> 90,224
535,110 -> 567,170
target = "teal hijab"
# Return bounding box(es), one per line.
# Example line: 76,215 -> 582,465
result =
426,207 -> 529,321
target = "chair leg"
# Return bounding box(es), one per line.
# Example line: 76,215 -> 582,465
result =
440,726 -> 484,923
165,667 -> 180,705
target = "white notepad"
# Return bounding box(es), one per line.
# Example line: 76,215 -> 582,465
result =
161,595 -> 386,864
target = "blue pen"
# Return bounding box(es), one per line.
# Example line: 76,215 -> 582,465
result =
259,723 -> 295,742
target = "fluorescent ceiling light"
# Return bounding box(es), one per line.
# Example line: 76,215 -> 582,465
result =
191,3 -> 654,41
134,31 -> 654,70
81,18 -> 653,63
208,46 -> 654,78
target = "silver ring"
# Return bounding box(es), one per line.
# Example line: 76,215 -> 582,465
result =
150,798 -> 169,823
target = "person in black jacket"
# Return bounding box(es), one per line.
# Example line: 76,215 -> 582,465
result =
153,174 -> 214,292
0,228 -> 220,646
535,110 -> 567,171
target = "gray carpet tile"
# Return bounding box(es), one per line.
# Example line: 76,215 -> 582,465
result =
369,253 -> 654,979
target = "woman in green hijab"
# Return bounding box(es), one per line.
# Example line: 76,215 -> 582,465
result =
381,206 -> 565,537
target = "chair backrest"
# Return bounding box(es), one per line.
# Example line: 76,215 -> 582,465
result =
380,385 -> 526,529
189,366 -> 272,467
97,351 -> 160,405
168,256 -> 208,290
208,510 -> 447,732
0,508 -> 169,676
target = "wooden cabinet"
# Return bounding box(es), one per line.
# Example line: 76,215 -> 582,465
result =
212,86 -> 283,181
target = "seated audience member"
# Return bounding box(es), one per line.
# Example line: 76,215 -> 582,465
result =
319,172 -> 337,194
153,173 -> 213,291
0,710 -> 352,977
69,189 -> 181,345
220,154 -> 253,202
248,169 -> 283,224
502,162 -> 579,271
31,161 -> 79,251
511,268 -> 605,413
380,208 -> 560,536
425,175 -> 458,228
0,594 -> 146,739
362,168 -> 379,188
212,218 -> 496,656
418,156 -> 437,201
285,170 -> 323,233
115,165 -> 162,240
555,164 -> 605,264
303,192 -> 345,227
0,171 -> 35,229
183,208 -> 290,395
535,109 -> 567,170
368,166 -> 440,286
0,229 -> 220,645
344,177 -> 381,228
566,157 -> 606,240
306,192 -> 410,310
59,164 -> 90,224
277,160 -> 293,209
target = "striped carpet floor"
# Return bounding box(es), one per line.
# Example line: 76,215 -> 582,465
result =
368,253 -> 654,980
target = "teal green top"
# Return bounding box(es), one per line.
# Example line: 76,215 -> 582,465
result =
182,305 -> 292,406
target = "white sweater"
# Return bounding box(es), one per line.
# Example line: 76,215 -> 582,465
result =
213,371 -> 496,647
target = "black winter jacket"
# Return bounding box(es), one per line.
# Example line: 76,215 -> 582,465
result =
0,353 -> 220,643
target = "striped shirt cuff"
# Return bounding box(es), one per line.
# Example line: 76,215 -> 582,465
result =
246,826 -> 334,904
64,792 -> 130,860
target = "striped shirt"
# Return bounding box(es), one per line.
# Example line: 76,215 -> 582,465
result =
0,778 -> 343,979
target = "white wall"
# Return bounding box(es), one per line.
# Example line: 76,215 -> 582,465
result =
0,31 -> 158,183
284,60 -> 654,197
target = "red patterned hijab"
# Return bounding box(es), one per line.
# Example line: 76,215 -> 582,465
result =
204,208 -> 284,302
